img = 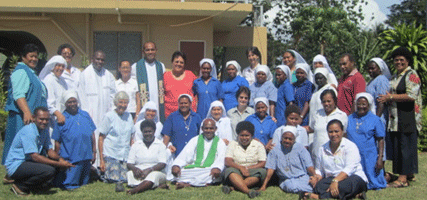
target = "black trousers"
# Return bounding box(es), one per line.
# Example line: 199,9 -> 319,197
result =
314,175 -> 367,200
10,161 -> 56,192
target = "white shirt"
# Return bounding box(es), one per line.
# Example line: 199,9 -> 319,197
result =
62,65 -> 81,90
214,118 -> 233,143
133,120 -> 163,142
309,84 -> 337,124
173,136 -> 226,171
242,64 -> 273,85
127,138 -> 168,171
309,108 -> 348,162
315,138 -> 368,182
43,73 -> 68,115
131,60 -> 166,109
272,125 -> 308,147
115,78 -> 138,113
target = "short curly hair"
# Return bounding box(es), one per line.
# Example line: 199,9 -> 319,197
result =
236,121 -> 255,136
391,46 -> 413,66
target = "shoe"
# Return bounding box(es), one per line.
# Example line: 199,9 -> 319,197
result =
115,182 -> 125,192
222,185 -> 231,194
359,191 -> 367,200
10,184 -> 29,196
248,190 -> 260,198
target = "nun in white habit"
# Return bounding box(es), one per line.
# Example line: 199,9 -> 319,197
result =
205,100 -> 234,145
312,54 -> 338,86
134,101 -> 164,142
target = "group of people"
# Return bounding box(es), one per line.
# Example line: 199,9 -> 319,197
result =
2,41 -> 422,199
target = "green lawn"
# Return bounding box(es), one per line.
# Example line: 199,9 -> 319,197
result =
0,141 -> 426,199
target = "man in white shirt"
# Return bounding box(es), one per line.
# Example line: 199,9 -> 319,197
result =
58,44 -> 81,90
132,42 -> 166,122
78,50 -> 116,167
172,119 -> 226,189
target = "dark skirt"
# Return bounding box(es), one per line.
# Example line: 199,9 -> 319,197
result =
390,131 -> 418,175
314,175 -> 367,200
223,167 -> 266,186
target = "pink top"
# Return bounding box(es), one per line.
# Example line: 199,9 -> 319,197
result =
163,70 -> 197,118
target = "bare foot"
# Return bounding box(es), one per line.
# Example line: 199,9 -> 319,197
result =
175,182 -> 191,190
158,184 -> 170,190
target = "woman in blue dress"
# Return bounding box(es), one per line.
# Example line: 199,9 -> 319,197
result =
293,63 -> 314,126
222,60 -> 249,111
3,44 -> 47,165
52,90 -> 96,190
193,58 -> 224,118
347,93 -> 386,190
274,65 -> 295,126
249,65 -> 277,118
245,97 -> 277,151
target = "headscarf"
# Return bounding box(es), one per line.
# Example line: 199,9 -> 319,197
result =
295,63 -> 314,83
370,57 -> 392,80
254,65 -> 273,82
285,50 -> 307,65
206,100 -> 227,119
281,125 -> 299,138
226,60 -> 242,76
313,54 -> 335,75
61,90 -> 80,112
314,67 -> 333,86
355,92 -> 376,115
178,93 -> 193,102
254,97 -> 269,114
136,101 -> 159,123
199,58 -> 217,79
39,55 -> 67,80
275,65 -> 291,79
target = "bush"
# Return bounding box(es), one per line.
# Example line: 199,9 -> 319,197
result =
419,106 -> 427,151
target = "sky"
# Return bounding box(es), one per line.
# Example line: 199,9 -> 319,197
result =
362,0 -> 402,28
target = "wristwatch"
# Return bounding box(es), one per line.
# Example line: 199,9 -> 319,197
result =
332,179 -> 339,183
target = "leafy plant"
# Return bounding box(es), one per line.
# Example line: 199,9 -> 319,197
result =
419,107 -> 427,151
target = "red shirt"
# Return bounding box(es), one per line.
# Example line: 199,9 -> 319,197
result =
337,69 -> 366,115
163,70 -> 197,118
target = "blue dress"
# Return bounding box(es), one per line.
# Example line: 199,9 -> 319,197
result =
265,143 -> 313,193
275,80 -> 295,126
222,76 -> 249,111
293,79 -> 314,126
249,81 -> 277,107
347,111 -> 386,190
245,114 -> 277,146
366,75 -> 389,124
52,109 -> 96,189
193,77 -> 224,118
161,110 -> 202,156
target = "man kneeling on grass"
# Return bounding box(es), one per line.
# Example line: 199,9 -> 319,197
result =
5,107 -> 74,196
171,119 -> 226,189
126,120 -> 168,195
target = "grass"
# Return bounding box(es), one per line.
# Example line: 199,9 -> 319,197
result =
0,141 -> 426,199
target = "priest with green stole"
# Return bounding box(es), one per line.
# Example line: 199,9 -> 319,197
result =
171,119 -> 226,189
131,41 -> 166,122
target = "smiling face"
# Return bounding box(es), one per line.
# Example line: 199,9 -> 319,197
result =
144,108 -> 157,120
286,112 -> 300,126
255,101 -> 268,119
238,130 -> 253,148
237,92 -> 249,107
65,97 -> 78,115
315,73 -> 327,88
22,51 -> 39,69
92,52 -> 105,71
275,68 -> 287,85
282,52 -> 296,68
321,93 -> 336,115
226,65 -> 237,79
367,61 -> 381,78
142,126 -> 155,143
281,132 -> 295,149
34,110 -> 50,131
256,71 -> 267,84
119,61 -> 131,80
339,55 -> 354,76
201,62 -> 212,79
143,42 -> 157,63
211,106 -> 223,121
356,97 -> 369,117
115,99 -> 129,116
295,68 -> 307,82
178,96 -> 191,114
172,56 -> 185,74
52,63 -> 65,78
393,55 -> 409,74
61,47 -> 73,65
247,51 -> 260,66
327,122 -> 343,146
313,61 -> 323,69
202,119 -> 217,141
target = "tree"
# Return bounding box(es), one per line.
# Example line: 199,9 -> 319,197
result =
386,0 -> 427,27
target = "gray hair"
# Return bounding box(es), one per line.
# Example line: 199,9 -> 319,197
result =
114,91 -> 129,105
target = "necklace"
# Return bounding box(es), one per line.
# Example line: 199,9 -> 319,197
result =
184,115 -> 192,131
355,116 -> 365,130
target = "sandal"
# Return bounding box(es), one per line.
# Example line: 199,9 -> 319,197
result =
387,180 -> 409,188
407,174 -> 416,182
384,172 -> 398,183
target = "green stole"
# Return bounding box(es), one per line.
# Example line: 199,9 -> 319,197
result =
136,58 -> 165,122
184,135 -> 220,169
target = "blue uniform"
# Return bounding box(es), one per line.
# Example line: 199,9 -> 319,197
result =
347,111 -> 386,190
293,79 -> 314,126
193,77 -> 224,118
245,114 -> 277,146
249,81 -> 277,107
266,143 -> 313,193
366,75 -> 389,124
275,80 -> 295,126
161,110 -> 202,156
222,76 -> 249,111
52,109 -> 96,189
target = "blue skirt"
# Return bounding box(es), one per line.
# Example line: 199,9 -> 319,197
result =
2,112 -> 24,165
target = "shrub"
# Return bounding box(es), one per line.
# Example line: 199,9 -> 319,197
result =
419,106 -> 427,151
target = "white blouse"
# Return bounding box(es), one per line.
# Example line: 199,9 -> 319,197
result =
43,73 -> 68,115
